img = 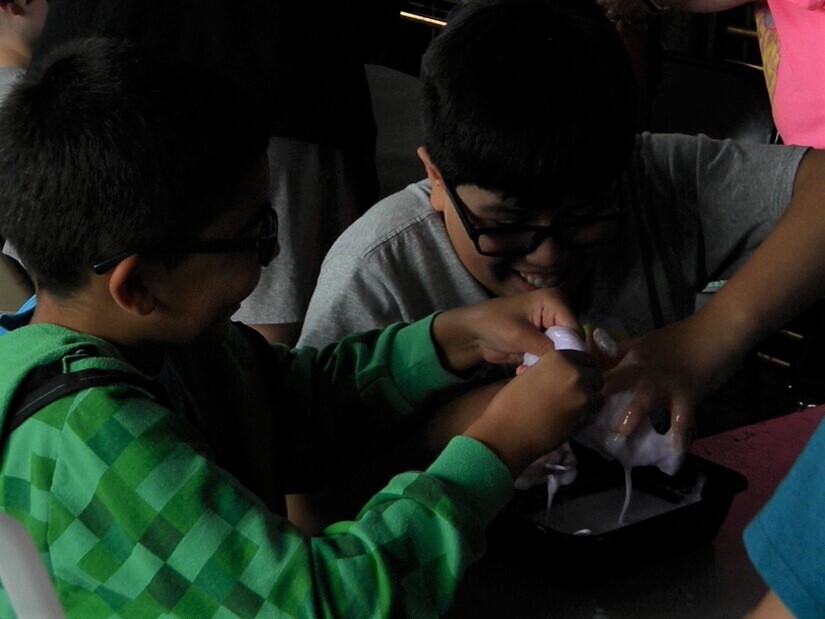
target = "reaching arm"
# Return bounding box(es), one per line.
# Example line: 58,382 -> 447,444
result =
606,149 -> 825,442
29,390 -> 514,618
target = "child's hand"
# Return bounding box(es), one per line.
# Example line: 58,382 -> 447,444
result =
602,316 -> 741,450
464,348 -> 603,477
431,289 -> 581,373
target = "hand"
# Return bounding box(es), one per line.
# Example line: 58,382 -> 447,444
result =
431,288 -> 581,373
602,317 -> 741,449
465,348 -> 603,476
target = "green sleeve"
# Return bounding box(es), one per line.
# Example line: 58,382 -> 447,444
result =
272,315 -> 464,412
166,316 -> 471,495
26,392 -> 513,617
261,316 -> 472,486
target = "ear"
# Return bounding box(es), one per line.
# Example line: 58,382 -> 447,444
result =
417,146 -> 448,213
106,255 -> 158,317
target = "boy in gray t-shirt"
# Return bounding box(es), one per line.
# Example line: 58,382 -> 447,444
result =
301,0 -> 825,450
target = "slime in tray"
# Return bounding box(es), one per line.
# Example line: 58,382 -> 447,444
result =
522,327 -> 685,525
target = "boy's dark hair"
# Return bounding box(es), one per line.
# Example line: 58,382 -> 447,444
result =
421,0 -> 637,207
0,37 -> 269,296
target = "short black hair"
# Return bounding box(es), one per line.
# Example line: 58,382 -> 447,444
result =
0,37 -> 269,295
421,0 -> 637,207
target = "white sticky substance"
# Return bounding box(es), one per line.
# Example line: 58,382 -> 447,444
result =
514,443 -> 578,510
619,465 -> 632,525
523,327 -> 686,524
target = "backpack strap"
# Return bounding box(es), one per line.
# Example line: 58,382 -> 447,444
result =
0,347 -> 167,454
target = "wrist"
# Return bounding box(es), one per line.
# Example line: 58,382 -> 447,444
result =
431,309 -> 481,374
694,292 -> 766,361
679,308 -> 753,391
464,419 -> 530,478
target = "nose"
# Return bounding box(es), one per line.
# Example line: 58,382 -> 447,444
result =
524,234 -> 565,264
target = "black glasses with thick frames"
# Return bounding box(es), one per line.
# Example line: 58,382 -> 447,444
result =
92,204 -> 280,275
443,182 -> 622,257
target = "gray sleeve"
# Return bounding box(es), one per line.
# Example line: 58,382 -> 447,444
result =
640,134 -> 808,281
695,136 -> 806,279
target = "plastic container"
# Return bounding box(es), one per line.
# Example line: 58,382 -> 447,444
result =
487,446 -> 747,581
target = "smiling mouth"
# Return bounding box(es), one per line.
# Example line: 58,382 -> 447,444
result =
518,270 -> 565,288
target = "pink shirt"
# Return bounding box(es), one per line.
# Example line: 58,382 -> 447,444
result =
763,0 -> 825,147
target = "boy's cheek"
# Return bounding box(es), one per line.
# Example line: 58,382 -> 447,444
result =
179,313 -> 235,346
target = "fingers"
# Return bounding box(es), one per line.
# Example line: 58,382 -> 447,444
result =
467,349 -> 603,476
609,376 -> 666,437
589,327 -> 622,370
669,403 -> 694,450
512,324 -> 559,360
602,359 -> 637,396
473,289 -> 584,364
592,327 -> 619,360
521,349 -> 603,405
525,288 -> 580,332
612,388 -> 695,451
613,394 -> 648,437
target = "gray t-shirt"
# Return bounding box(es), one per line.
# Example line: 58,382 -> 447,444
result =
299,133 -> 808,348
0,66 -> 24,104
232,136 -> 363,327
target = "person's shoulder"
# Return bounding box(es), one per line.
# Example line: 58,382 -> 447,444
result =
0,325 -> 149,439
0,66 -> 27,104
636,131 -> 704,152
635,132 -> 749,174
0,323 -> 117,370
326,179 -> 444,259
0,66 -> 26,86
639,131 -> 807,159
633,132 -> 703,170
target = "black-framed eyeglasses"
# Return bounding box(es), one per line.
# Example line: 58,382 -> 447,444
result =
443,182 -> 622,257
92,205 -> 279,275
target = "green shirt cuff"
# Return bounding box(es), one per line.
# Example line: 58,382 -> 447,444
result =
390,314 -> 467,403
426,435 -> 514,526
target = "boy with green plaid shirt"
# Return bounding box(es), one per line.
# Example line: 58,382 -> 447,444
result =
0,38 -> 602,616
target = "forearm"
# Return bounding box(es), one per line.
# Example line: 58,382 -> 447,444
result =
603,149 -> 825,439
54,425 -> 512,617
316,437 -> 513,614
695,149 -> 825,359
422,380 -> 508,451
286,383 -> 512,536
276,317 -> 467,425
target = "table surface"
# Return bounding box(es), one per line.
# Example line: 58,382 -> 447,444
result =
448,406 -> 825,618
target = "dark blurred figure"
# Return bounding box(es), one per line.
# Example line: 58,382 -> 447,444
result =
33,0 -> 400,346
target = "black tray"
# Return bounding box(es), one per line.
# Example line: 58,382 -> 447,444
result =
487,446 -> 747,580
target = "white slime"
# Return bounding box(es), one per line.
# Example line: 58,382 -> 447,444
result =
522,327 -> 685,524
